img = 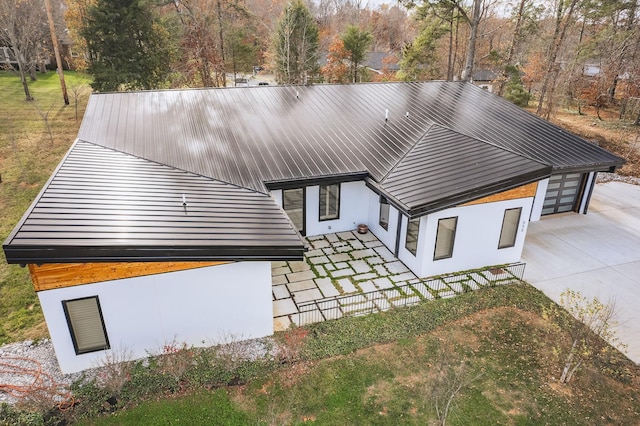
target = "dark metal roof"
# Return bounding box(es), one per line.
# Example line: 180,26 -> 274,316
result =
3,141 -> 304,264
4,81 -> 624,264
77,82 -> 623,195
379,125 -> 552,216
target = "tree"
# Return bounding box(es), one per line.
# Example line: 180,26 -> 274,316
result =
272,0 -> 319,84
502,64 -> 530,106
398,19 -> 448,81
0,0 -> 51,101
544,289 -> 626,384
341,25 -> 372,83
321,36 -> 350,83
81,0 -> 178,91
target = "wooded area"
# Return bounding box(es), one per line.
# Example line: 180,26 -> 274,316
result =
1,0 -> 639,121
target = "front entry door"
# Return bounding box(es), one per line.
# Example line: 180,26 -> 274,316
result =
283,188 -> 305,236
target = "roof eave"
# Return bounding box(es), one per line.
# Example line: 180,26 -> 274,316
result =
3,245 -> 305,265
406,167 -> 553,218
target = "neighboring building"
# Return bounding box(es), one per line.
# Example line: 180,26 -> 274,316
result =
3,81 -> 623,373
365,51 -> 400,75
472,69 -> 498,92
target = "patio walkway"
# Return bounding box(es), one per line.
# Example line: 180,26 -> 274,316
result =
272,230 -> 523,330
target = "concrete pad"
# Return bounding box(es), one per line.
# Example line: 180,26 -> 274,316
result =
309,256 -> 330,265
273,298 -> 298,316
355,230 -> 378,242
326,233 -> 339,243
386,261 -> 410,274
273,316 -> 292,331
286,269 -> 316,282
287,279 -> 317,292
272,266 -> 291,276
373,277 -> 394,289
351,248 -> 377,259
353,272 -> 377,281
337,278 -> 357,293
374,246 -> 396,261
337,231 -> 356,240
293,288 -> 323,303
316,278 -> 340,297
329,253 -> 351,263
366,256 -> 385,265
314,265 -> 327,277
523,182 -> 640,364
273,285 -> 290,300
311,239 -> 331,249
350,259 -> 371,274
349,240 -> 365,250
330,268 -> 355,278
359,281 -> 377,292
390,272 -> 417,283
374,264 -> 388,276
289,261 -> 311,272
272,275 -> 288,285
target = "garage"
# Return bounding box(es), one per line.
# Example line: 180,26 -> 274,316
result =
541,172 -> 585,215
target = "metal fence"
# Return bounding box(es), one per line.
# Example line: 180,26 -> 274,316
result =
295,262 -> 526,326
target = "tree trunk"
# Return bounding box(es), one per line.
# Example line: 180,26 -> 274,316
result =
536,0 -> 580,117
460,0 -> 482,82
45,0 -> 69,105
498,0 -> 527,96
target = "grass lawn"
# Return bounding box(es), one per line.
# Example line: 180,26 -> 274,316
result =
81,287 -> 640,425
0,70 -> 91,343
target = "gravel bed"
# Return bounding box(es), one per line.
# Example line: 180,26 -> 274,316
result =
0,336 -> 276,406
0,339 -> 83,405
597,172 -> 640,186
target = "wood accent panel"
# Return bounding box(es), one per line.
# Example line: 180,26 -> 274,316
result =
462,182 -> 538,206
29,261 -> 228,292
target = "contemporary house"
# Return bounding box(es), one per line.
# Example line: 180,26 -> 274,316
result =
3,82 -> 623,373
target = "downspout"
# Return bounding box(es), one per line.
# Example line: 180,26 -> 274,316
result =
394,213 -> 403,257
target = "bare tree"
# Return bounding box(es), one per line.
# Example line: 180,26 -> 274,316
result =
0,0 -> 50,101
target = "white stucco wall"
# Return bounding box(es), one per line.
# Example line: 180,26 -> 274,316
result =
530,178 -> 549,222
366,190 -> 400,251
38,262 -> 273,374
578,172 -> 596,213
398,197 -> 534,278
271,182 -> 370,236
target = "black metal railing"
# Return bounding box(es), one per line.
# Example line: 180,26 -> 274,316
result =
295,262 -> 526,326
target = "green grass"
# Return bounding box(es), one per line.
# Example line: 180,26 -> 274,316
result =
73,285 -> 639,425
0,70 -> 91,343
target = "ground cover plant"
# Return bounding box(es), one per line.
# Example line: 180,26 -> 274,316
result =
0,70 -> 90,344
0,284 -> 635,425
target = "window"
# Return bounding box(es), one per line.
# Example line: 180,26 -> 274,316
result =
379,198 -> 390,230
319,183 -> 340,221
405,217 -> 420,256
62,296 -> 110,355
498,208 -> 522,249
434,217 -> 458,260
283,188 -> 305,234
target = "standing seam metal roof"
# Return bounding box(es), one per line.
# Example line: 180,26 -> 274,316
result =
3,141 -> 304,264
3,81 -> 624,264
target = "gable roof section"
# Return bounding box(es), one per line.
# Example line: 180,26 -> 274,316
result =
379,125 -> 552,216
76,82 -> 622,196
3,141 -> 304,264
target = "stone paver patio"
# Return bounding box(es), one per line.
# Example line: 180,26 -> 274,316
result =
272,230 -> 523,330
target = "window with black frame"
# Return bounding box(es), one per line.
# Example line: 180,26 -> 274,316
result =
319,183 -> 340,221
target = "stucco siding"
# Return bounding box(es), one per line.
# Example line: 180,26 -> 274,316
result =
38,262 -> 273,374
530,178 -> 549,222
399,198 -> 534,277
366,189 -> 399,250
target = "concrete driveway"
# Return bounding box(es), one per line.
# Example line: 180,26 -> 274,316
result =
522,181 -> 640,364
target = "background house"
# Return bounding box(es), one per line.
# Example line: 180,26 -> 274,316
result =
3,81 -> 623,372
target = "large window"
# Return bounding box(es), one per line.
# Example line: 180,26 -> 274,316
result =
379,198 -> 390,230
283,188 -> 305,234
62,296 -> 110,355
405,217 -> 420,256
319,183 -> 340,221
434,217 -> 458,260
498,207 -> 522,249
